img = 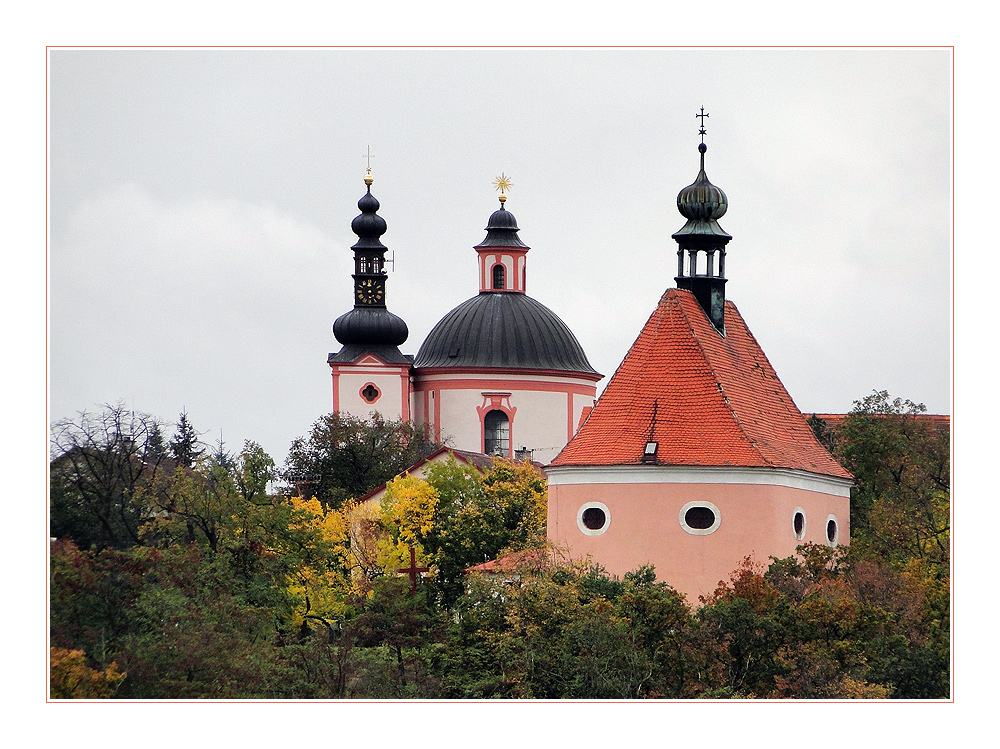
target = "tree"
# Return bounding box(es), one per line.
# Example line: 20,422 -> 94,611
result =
169,409 -> 204,468
421,457 -> 547,606
50,648 -> 125,699
283,412 -> 438,509
832,390 -> 950,568
50,402 -> 167,549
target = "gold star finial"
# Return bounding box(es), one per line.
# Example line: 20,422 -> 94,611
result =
492,173 -> 512,203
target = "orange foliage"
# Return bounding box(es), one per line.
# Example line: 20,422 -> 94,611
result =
50,648 -> 125,699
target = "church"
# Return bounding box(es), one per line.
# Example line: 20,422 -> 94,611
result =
327,128 -> 853,600
328,170 -> 602,466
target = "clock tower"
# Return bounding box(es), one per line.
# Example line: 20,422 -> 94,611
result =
328,169 -> 413,422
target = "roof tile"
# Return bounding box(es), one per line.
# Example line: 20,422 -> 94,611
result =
551,289 -> 852,479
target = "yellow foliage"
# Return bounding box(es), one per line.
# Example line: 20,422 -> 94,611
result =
378,475 -> 438,576
50,648 -> 125,699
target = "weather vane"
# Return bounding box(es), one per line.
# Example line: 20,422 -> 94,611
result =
696,107 -> 709,143
492,173 -> 512,203
363,146 -> 375,174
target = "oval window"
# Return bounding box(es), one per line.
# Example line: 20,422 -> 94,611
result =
679,501 -> 721,535
792,508 -> 806,541
826,515 -> 839,547
685,506 -> 716,529
577,502 -> 611,536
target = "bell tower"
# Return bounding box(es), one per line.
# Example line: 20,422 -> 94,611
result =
672,108 -> 732,333
328,164 -> 413,422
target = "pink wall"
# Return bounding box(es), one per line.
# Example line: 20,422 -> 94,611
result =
548,480 -> 849,604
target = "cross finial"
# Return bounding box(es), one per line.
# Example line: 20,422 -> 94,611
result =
696,107 -> 709,143
362,146 -> 375,186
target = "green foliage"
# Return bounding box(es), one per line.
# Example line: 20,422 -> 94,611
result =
50,402 -> 168,550
834,390 -> 950,567
283,412 -> 438,509
50,391 -> 949,699
169,410 -> 205,468
421,457 -> 548,606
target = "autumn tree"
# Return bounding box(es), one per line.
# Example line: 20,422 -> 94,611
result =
283,412 -> 438,509
421,457 -> 548,606
825,390 -> 950,568
50,647 -> 125,699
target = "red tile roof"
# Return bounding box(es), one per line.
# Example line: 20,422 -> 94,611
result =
809,413 -> 950,437
551,288 -> 852,479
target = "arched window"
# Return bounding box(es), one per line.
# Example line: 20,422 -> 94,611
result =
484,409 -> 509,456
492,263 -> 506,290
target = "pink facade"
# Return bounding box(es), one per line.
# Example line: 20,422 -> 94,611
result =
410,371 -> 599,464
330,354 -> 411,422
547,467 -> 851,602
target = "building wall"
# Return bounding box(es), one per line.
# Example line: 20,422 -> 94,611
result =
547,466 -> 851,602
332,364 -> 410,422
412,371 -> 598,464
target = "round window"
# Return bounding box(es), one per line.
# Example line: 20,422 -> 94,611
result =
360,383 -> 381,404
679,501 -> 721,535
792,508 -> 806,541
577,502 -> 611,536
826,514 -> 839,546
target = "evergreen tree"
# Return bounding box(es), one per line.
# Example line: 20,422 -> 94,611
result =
169,410 -> 204,468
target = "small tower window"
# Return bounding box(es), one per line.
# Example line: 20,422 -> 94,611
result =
492,264 -> 506,290
360,383 -> 381,404
484,410 -> 509,456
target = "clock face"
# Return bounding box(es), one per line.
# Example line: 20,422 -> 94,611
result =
356,278 -> 384,304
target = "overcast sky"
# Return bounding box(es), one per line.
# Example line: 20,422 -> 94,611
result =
48,48 -> 951,465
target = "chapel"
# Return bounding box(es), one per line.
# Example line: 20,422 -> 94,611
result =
546,135 -> 854,601
327,127 -> 854,601
328,170 -> 601,465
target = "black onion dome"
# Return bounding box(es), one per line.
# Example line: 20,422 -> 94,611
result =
475,205 -> 529,249
351,189 -> 388,250
334,307 -> 408,347
414,292 -> 599,375
672,143 -> 732,240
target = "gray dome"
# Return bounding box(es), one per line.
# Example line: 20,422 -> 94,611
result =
414,292 -> 599,375
333,307 -> 408,347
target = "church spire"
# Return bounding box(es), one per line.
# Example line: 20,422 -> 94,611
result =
332,169 -> 408,347
672,109 -> 732,334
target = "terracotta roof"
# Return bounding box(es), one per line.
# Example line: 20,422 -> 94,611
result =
809,412 -> 950,437
551,288 -> 852,479
354,447 -> 495,504
465,547 -> 555,574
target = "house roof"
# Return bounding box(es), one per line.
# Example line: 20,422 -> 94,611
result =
354,447 -> 495,505
551,288 -> 852,479
465,547 -> 556,574
809,412 -> 950,436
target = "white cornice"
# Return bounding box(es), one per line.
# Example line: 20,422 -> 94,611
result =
545,465 -> 852,498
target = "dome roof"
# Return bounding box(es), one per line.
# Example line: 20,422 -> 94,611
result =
672,143 -> 732,241
475,204 -> 529,249
414,292 -> 599,376
334,307 -> 408,347
351,188 -> 389,250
